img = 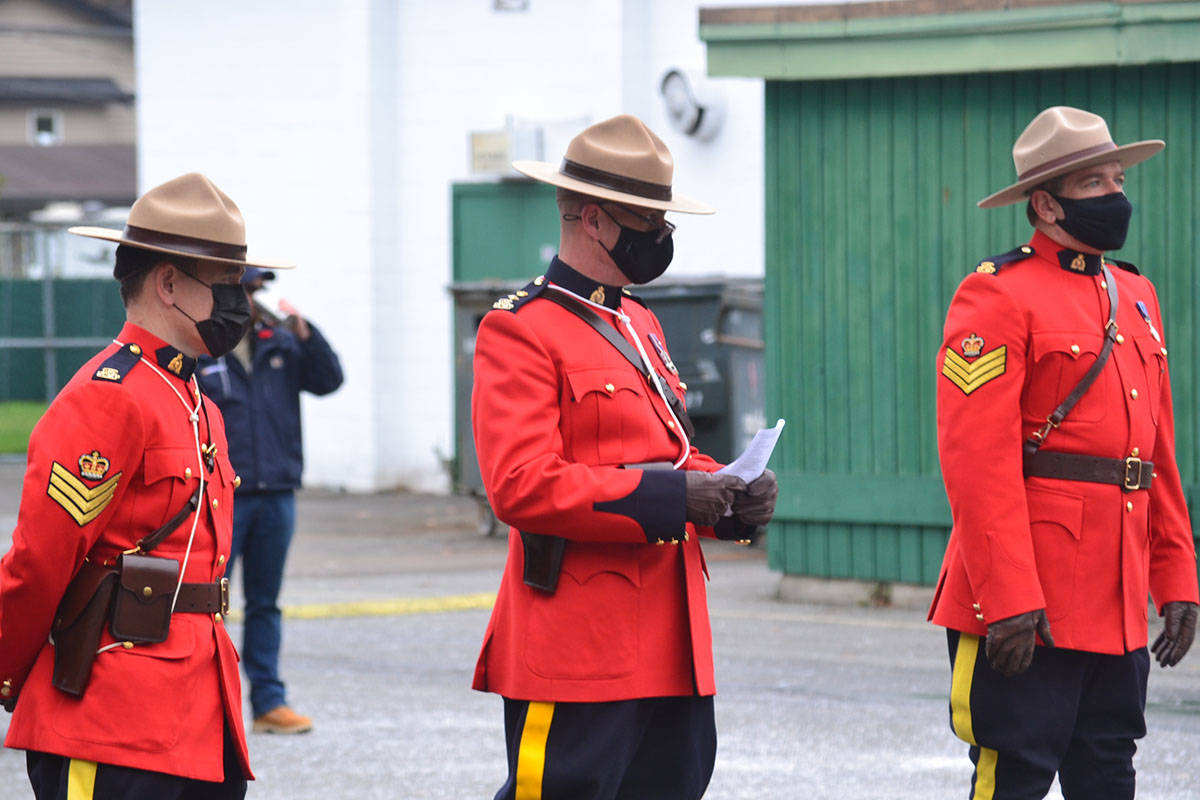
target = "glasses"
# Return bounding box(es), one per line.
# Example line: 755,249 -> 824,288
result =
563,203 -> 676,245
600,203 -> 675,244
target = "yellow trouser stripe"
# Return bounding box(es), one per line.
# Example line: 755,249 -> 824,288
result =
974,747 -> 999,800
950,632 -> 980,745
67,759 -> 97,800
515,701 -> 555,800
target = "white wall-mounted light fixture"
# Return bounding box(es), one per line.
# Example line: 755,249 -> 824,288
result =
659,68 -> 725,142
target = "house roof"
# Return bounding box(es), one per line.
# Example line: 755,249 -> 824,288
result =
0,143 -> 135,214
0,77 -> 133,104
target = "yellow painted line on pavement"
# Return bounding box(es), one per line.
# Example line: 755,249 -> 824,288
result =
224,592 -> 497,623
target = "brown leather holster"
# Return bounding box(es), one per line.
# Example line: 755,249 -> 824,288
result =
50,560 -> 119,697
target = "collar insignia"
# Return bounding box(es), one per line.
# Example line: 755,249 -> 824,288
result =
154,346 -> 196,380
590,286 -> 606,304
78,450 -> 110,480
1057,250 -> 1101,275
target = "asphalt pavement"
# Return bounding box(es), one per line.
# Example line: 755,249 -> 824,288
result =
1,459 -> 1198,799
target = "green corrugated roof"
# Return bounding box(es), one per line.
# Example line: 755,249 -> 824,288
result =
700,1 -> 1200,79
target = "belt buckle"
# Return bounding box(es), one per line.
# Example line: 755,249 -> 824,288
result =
219,577 -> 230,616
1124,456 -> 1143,491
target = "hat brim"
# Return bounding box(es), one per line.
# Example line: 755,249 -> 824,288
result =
67,226 -> 295,270
512,160 -> 714,215
977,140 -> 1164,208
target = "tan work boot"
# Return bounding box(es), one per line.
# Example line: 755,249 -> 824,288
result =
252,705 -> 313,734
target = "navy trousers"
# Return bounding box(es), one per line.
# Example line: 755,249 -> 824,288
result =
495,695 -> 716,800
946,629 -> 1149,800
26,724 -> 245,800
228,489 -> 296,717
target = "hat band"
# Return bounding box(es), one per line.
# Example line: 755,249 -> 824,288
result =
1017,141 -> 1119,183
123,224 -> 248,261
560,159 -> 672,202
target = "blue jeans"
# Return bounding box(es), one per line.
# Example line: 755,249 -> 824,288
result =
228,490 -> 296,718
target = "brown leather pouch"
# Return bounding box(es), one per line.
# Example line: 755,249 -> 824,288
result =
51,560 -> 119,697
109,553 -> 179,644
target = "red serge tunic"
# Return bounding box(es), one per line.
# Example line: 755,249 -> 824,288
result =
470,259 -> 742,702
930,231 -> 1200,654
0,322 -> 249,781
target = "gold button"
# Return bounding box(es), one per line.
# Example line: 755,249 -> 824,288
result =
1130,388 -> 1138,399
0,685 -> 10,697
979,261 -> 994,270
517,290 -> 528,297
1131,447 -> 1139,457
1153,472 -> 1158,478
129,344 -> 141,355
656,539 -> 665,545
122,641 -> 134,649
678,381 -> 688,391
215,612 -> 223,622
1126,501 -> 1134,512
1161,347 -> 1168,356
233,476 -> 242,489
1020,246 -> 1032,254
604,383 -> 614,394
212,498 -> 219,509
683,532 -> 690,541
218,554 -> 226,565
1100,280 -> 1108,289
975,613 -> 985,622
142,586 -> 153,597
184,467 -> 192,479
973,602 -> 981,610
534,275 -> 545,286
667,420 -> 675,429
1116,334 -> 1125,344
1070,344 -> 1080,355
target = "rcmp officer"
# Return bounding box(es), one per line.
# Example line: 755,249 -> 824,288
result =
0,173 -> 293,799
931,106 -> 1200,799
470,115 -> 779,800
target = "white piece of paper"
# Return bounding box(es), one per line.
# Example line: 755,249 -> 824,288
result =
717,418 -> 785,483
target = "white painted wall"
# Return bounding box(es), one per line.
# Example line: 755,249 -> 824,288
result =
134,0 -> 794,492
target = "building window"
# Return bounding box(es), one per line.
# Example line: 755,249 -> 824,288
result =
29,110 -> 64,145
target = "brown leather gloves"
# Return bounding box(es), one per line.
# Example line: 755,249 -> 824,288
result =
985,609 -> 1055,678
684,471 -> 746,527
732,469 -> 778,526
1151,601 -> 1198,668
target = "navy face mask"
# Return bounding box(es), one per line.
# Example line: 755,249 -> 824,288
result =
1052,191 -> 1133,252
600,205 -> 675,285
174,272 -> 252,357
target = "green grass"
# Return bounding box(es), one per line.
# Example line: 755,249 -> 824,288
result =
0,401 -> 47,453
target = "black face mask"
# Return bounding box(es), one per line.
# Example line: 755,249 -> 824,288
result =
174,272 -> 252,357
600,205 -> 675,284
1051,191 -> 1133,252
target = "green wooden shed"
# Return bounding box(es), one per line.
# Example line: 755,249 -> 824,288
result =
700,0 -> 1200,587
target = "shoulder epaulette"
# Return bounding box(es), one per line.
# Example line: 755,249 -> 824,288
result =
974,244 -> 1035,275
620,287 -> 647,308
92,342 -> 143,383
1107,258 -> 1140,275
491,277 -> 547,312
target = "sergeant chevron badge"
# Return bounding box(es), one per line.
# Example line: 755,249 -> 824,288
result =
47,459 -> 121,526
942,342 -> 1007,395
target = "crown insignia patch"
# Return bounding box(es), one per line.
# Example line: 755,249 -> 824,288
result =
1070,253 -> 1087,272
942,345 -> 1007,395
78,450 -> 110,480
961,333 -> 985,358
167,353 -> 184,375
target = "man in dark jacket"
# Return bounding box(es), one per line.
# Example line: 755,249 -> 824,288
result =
198,267 -> 343,734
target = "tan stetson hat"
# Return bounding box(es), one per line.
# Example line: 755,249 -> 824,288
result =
69,172 -> 294,271
978,106 -> 1163,209
513,114 -> 714,215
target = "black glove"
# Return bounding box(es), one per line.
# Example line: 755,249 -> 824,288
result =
985,609 -> 1054,678
732,469 -> 777,526
685,471 -> 745,527
2,681 -> 15,713
1151,601 -> 1198,668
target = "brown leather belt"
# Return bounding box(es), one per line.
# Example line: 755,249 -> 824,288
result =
1023,451 -> 1154,491
172,578 -> 230,615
